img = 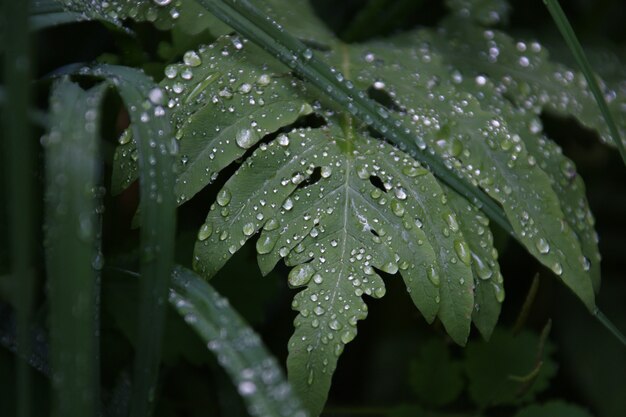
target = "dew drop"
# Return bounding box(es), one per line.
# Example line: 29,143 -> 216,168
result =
535,238 -> 550,254
183,50 -> 202,67
454,240 -> 472,266
288,264 -> 315,287
216,189 -> 231,206
197,223 -> 213,241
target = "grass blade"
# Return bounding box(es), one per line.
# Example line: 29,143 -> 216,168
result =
43,79 -> 106,417
70,64 -> 177,417
2,1 -> 36,416
544,0 -> 626,165
194,0 -> 513,236
169,266 -> 307,417
30,11 -> 82,31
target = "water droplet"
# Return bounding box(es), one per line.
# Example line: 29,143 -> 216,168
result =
391,200 -> 405,217
402,165 -> 427,177
454,240 -> 471,266
444,212 -> 459,232
493,283 -> 505,303
242,222 -> 255,236
237,381 -> 256,396
183,50 -> 202,67
263,218 -> 279,231
535,238 -> 550,254
277,134 -> 290,146
236,128 -> 256,149
216,189 -> 231,206
427,265 -> 440,286
340,329 -> 356,344
198,223 -> 212,241
288,264 -> 315,287
329,319 -> 342,330
256,233 -> 277,254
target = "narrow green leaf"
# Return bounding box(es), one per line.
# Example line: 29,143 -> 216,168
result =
70,64 -> 177,417
30,11 -> 82,30
544,0 -> 626,166
43,79 -> 106,417
2,1 -> 36,416
57,0 -> 179,28
194,0 -> 513,236
169,265 -> 308,417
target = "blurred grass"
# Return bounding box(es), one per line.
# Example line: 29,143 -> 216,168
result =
43,79 -> 105,417
2,1 -> 36,417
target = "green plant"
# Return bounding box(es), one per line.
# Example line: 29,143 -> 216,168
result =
1,0 -> 625,416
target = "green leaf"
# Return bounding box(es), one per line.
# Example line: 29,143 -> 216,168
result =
464,329 -> 557,408
435,17 -> 626,158
105,1 -> 625,412
71,64 -> 177,417
513,401 -> 594,417
43,79 -> 106,417
408,339 -> 464,407
194,122 -> 480,414
169,265 -> 308,417
349,34 -> 596,311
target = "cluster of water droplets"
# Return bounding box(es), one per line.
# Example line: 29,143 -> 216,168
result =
59,0 -> 182,24
113,35 -> 314,204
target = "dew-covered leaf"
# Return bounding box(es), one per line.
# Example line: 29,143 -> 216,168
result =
193,123 -> 477,414
434,18 -> 626,150
342,39 -> 595,310
56,0 -> 227,37
112,35 -> 312,204
102,4 -> 624,414
58,0 -> 182,27
445,188 -> 502,338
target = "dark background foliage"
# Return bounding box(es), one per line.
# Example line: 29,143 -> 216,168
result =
1,0 -> 625,416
